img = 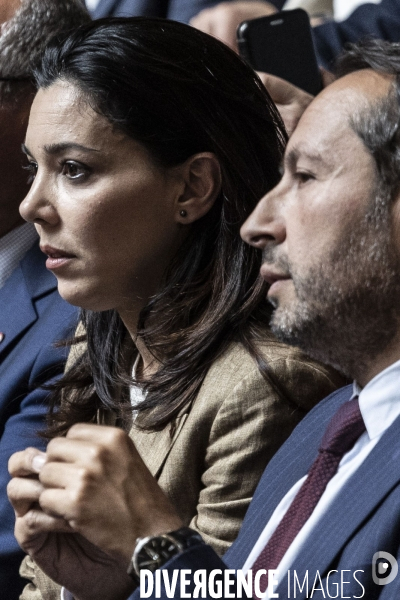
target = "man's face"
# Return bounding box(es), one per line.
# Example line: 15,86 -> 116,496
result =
241,70 -> 400,380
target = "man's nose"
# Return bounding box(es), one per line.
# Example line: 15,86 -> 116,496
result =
240,185 -> 286,250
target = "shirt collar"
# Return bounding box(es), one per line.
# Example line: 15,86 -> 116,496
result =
352,359 -> 400,440
0,223 -> 38,289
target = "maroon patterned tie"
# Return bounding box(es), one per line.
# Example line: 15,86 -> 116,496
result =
252,397 -> 366,599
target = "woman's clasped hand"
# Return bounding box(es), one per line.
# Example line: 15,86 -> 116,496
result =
8,424 -> 183,600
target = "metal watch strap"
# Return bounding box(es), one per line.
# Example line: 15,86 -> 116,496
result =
127,527 -> 204,583
164,527 -> 203,549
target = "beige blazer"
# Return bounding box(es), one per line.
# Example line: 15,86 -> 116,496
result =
19,340 -> 345,599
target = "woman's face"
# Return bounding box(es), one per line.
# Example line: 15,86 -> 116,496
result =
20,82 -> 186,313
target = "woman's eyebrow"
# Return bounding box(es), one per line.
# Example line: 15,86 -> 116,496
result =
21,142 -> 101,157
21,143 -> 33,157
43,142 -> 101,155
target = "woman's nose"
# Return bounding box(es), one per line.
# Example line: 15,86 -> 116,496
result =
19,177 -> 59,227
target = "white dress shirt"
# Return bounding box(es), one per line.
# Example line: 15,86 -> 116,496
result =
0,222 -> 38,289
130,354 -> 146,409
242,358 -> 400,596
85,0 -> 102,11
333,0 -> 381,21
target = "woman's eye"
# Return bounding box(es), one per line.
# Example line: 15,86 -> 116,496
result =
22,161 -> 38,185
62,161 -> 88,180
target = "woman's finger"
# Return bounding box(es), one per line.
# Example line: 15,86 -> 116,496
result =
65,422 -> 126,444
8,448 -> 47,477
15,509 -> 73,544
39,488 -> 78,522
46,436 -> 99,465
7,477 -> 45,517
39,461 -> 82,490
45,425 -> 129,465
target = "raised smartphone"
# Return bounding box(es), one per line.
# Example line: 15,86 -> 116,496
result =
237,9 -> 322,95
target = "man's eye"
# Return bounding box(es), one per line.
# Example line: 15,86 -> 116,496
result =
22,161 -> 38,184
295,171 -> 314,184
62,161 -> 88,180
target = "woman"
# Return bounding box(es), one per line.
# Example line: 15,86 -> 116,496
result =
10,18 -> 344,600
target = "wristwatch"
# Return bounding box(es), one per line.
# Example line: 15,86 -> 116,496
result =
127,527 -> 204,583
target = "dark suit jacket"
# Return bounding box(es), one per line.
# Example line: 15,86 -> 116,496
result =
91,0 -> 285,23
313,0 -> 400,69
132,384 -> 400,599
0,241 -> 78,599
92,0 -> 217,22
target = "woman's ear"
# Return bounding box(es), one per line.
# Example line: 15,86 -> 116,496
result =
174,152 -> 221,224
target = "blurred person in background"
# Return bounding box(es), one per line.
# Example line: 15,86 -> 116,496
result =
86,0 -> 286,23
0,1 -> 89,597
191,0 -> 396,69
0,0 -> 20,23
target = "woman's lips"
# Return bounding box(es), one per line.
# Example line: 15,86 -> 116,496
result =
40,245 -> 76,271
45,256 -> 74,270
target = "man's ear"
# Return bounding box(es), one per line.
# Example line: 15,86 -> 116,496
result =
174,152 -> 221,224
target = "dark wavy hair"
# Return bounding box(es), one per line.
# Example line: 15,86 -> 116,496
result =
38,17 -> 287,435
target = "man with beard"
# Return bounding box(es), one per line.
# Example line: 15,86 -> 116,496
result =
8,39 -> 400,600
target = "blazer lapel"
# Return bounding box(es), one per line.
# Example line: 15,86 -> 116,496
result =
225,386 -> 353,569
131,410 -> 189,478
0,242 -> 57,361
278,412 -> 400,598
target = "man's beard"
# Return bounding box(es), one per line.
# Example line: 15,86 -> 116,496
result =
267,197 -> 400,380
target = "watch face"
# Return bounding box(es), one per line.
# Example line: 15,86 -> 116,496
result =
135,535 -> 180,574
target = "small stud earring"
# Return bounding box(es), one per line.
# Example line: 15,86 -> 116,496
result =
179,209 -> 187,217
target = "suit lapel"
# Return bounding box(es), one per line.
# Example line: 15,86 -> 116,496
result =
92,0 -> 122,17
131,411 -> 189,478
93,0 -> 167,18
278,412 -> 400,598
0,266 -> 37,358
0,242 -> 57,361
225,387 -> 352,569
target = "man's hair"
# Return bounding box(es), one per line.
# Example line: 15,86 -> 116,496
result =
336,39 -> 400,205
0,0 -> 90,102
